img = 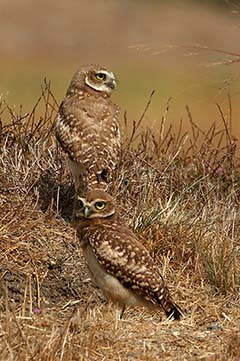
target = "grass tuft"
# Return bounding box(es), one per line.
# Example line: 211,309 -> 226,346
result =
0,84 -> 239,360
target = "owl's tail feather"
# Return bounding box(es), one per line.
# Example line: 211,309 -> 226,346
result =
87,172 -> 109,192
155,287 -> 184,320
164,302 -> 183,320
75,170 -> 109,195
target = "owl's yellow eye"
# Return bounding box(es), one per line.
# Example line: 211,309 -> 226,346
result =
95,201 -> 106,210
95,73 -> 106,81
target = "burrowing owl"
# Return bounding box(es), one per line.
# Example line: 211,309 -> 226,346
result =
73,190 -> 182,320
55,64 -> 120,194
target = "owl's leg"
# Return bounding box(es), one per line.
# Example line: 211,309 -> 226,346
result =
67,158 -> 85,194
119,305 -> 126,319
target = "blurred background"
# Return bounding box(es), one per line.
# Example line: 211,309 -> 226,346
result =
0,0 -> 240,136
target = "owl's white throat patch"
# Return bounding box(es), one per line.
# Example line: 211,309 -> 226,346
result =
89,209 -> 115,218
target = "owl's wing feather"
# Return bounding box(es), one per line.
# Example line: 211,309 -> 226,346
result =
91,225 -> 162,298
55,95 -> 120,174
55,102 -> 83,161
89,224 -> 182,318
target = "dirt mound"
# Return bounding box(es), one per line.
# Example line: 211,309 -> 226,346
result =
0,86 -> 239,360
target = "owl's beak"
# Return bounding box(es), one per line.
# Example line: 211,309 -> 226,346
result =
108,79 -> 117,90
84,206 -> 92,218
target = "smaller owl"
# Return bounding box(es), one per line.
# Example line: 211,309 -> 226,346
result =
55,64 -> 121,194
73,190 -> 182,320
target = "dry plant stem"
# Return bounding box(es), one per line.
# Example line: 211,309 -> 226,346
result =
127,90 -> 155,147
0,84 -> 239,360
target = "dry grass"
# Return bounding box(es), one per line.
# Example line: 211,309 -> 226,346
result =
0,83 -> 239,360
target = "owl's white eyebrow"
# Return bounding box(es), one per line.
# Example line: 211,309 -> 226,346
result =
77,198 -> 88,207
97,70 -> 112,76
97,70 -> 108,75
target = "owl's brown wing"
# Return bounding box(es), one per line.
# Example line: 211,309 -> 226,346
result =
88,224 -> 181,319
55,101 -> 84,161
55,95 -> 120,175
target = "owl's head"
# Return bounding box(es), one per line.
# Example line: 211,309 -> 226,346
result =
73,190 -> 116,221
70,64 -> 117,96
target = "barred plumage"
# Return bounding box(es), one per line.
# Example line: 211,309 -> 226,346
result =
73,190 -> 182,320
55,64 -> 121,194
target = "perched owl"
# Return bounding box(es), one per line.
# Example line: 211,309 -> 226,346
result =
55,64 -> 121,194
72,190 -> 182,320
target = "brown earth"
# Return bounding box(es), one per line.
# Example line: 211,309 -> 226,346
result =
0,86 -> 239,360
